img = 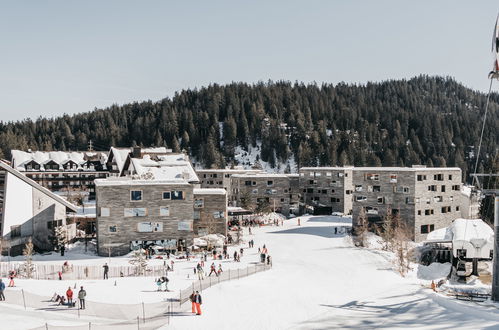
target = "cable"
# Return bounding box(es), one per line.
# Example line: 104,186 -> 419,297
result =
472,78 -> 494,187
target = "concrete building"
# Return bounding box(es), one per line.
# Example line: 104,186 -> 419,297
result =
0,161 -> 77,255
229,173 -> 299,216
352,166 -> 463,242
193,188 -> 227,237
196,168 -> 264,191
299,167 -> 354,215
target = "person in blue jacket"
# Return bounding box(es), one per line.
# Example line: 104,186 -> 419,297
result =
0,279 -> 5,301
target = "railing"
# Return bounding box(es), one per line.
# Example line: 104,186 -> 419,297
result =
178,263 -> 272,306
0,262 -> 167,280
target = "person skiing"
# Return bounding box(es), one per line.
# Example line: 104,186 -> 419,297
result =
156,278 -> 162,291
8,270 -> 15,287
208,263 -> 217,277
66,287 -> 73,308
193,291 -> 202,315
78,286 -> 86,309
103,263 -> 109,279
240,248 -> 244,257
233,251 -> 237,261
0,279 -> 5,301
197,263 -> 204,280
217,264 -> 223,275
162,276 -> 170,291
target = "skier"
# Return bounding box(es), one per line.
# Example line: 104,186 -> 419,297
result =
0,279 -> 5,301
66,287 -> 73,308
208,263 -> 217,277
197,263 -> 204,280
240,248 -> 244,257
8,270 -> 16,287
193,291 -> 202,315
267,255 -> 272,266
233,251 -> 237,261
161,276 -> 170,291
156,278 -> 162,291
78,286 -> 86,309
218,264 -> 223,275
103,263 -> 109,279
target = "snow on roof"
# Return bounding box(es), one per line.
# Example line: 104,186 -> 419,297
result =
426,218 -> 493,243
461,185 -> 473,197
354,166 -> 461,172
11,150 -> 107,171
109,147 -> 130,172
0,160 -> 78,212
193,188 -> 227,195
451,218 -> 493,243
129,154 -> 199,183
94,177 -> 190,186
141,147 -> 170,153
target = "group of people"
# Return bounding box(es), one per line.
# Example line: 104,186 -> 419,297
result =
51,286 -> 86,309
248,240 -> 255,248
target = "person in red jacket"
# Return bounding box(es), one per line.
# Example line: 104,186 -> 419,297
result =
66,287 -> 74,308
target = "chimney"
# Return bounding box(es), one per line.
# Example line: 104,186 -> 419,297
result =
132,147 -> 141,158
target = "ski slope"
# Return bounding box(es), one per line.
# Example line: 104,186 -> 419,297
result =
166,216 -> 499,330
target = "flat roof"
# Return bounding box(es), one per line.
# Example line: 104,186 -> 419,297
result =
193,188 -> 227,195
300,167 -> 354,171
231,173 -> 291,178
95,178 -> 190,186
196,168 -> 263,173
353,167 -> 461,172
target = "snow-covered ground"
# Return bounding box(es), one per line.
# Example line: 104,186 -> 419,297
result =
2,215 -> 499,329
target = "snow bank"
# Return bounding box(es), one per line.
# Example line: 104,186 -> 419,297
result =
416,262 -> 452,280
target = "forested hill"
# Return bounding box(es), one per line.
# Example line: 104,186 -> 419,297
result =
0,76 -> 498,180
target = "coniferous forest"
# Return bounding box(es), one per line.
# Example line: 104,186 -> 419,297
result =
0,76 -> 497,182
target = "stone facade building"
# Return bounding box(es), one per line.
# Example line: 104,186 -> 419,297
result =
229,173 -> 299,216
351,166 -> 462,242
193,188 -> 227,237
299,167 -> 354,215
95,178 -> 196,256
196,168 -> 264,191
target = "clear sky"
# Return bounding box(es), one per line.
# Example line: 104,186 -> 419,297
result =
0,1 -> 498,122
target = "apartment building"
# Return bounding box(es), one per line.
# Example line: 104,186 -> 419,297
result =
352,166 -> 462,242
229,173 -> 299,216
299,167 -> 354,215
193,188 -> 228,237
10,150 -> 109,199
196,168 -> 264,191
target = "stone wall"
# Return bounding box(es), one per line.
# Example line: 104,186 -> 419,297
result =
193,191 -> 227,237
96,182 -> 195,256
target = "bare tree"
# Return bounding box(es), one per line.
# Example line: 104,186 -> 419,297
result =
129,249 -> 148,276
381,208 -> 395,251
392,217 -> 413,276
19,237 -> 36,279
353,207 -> 369,247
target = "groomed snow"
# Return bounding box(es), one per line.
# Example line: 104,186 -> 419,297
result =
2,216 -> 499,329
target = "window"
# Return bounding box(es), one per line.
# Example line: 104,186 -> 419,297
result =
355,185 -> 363,192
346,190 -> 352,194
441,185 -> 446,192
456,206 -> 460,212
171,191 -> 184,200
252,181 -> 257,186
245,181 -> 252,186
366,173 -> 379,181
309,180 -> 317,185
193,210 -> 200,220
365,206 -> 378,214
405,197 -> 414,204
377,197 -> 384,204
417,175 -> 426,181
452,185 -> 460,191
267,180 -> 274,186
160,207 -> 170,216
315,172 -> 322,177
331,181 -> 338,187
448,175 -> 453,180
402,187 -> 410,193
418,210 -> 422,215
252,189 -> 258,194
356,196 -> 367,202
306,188 -> 313,193
434,174 -> 443,181
415,197 -> 420,203
420,224 -> 435,234
434,196 -> 443,203
194,198 -> 204,208
124,208 -> 147,217
449,196 -> 454,202
137,222 -> 163,233
100,207 -> 110,217
108,225 -> 117,233
321,189 -> 328,194
428,185 -> 436,192
331,189 -> 336,194
213,211 -> 224,219
326,172 -> 332,177
389,174 -> 397,183
373,186 -> 381,192
441,206 -> 451,213
331,198 -> 340,203
424,209 -> 434,216
338,173 -> 344,178
265,189 -> 272,194
130,190 -> 142,201
313,196 -> 320,201
280,198 -> 285,202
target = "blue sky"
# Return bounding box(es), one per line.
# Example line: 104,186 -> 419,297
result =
0,1 -> 498,121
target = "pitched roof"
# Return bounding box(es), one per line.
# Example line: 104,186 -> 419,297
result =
0,161 -> 78,212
